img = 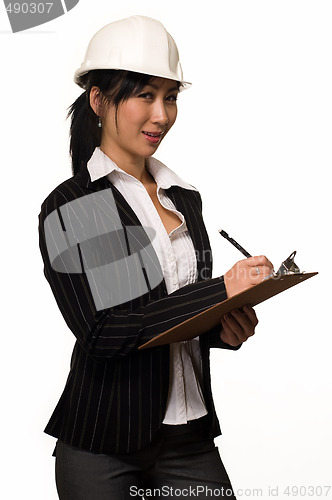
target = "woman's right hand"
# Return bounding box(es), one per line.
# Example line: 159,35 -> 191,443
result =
224,256 -> 274,298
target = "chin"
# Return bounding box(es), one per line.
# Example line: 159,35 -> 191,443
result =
142,146 -> 161,157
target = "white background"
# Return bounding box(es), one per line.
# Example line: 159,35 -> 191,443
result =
1,0 -> 331,498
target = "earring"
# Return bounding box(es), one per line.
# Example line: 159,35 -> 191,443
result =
98,117 -> 102,128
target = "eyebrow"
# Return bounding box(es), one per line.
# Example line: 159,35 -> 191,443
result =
146,82 -> 180,93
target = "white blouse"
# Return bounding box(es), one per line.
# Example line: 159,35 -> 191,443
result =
87,147 -> 208,424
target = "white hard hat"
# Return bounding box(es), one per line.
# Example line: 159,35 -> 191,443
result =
74,16 -> 191,91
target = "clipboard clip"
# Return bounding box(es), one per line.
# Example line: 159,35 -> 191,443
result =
276,251 -> 301,275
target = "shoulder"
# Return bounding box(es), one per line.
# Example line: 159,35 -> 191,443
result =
39,173 -> 90,219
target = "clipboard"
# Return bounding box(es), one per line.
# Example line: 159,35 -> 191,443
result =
139,272 -> 318,349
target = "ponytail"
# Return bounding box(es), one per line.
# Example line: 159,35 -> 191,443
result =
67,91 -> 101,175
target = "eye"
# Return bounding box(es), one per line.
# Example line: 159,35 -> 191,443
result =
166,94 -> 178,103
137,92 -> 154,99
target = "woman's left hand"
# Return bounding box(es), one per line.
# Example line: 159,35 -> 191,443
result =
220,305 -> 258,347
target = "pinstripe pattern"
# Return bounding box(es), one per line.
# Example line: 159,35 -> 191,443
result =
39,166 -> 239,455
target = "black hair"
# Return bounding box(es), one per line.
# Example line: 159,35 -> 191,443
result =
67,70 -> 155,175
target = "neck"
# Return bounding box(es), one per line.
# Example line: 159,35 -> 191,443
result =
100,144 -> 151,184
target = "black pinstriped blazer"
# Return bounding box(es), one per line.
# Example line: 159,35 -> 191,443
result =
39,164 -> 239,455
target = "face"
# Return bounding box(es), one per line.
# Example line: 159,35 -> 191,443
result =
99,77 -> 179,166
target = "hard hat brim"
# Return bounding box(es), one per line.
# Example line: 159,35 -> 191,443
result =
74,67 -> 192,92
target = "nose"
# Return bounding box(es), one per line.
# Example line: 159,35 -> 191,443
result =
151,98 -> 169,126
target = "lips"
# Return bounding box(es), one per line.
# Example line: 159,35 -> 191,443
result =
142,131 -> 164,144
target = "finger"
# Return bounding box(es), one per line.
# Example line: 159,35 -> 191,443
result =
222,312 -> 251,343
248,265 -> 273,281
246,255 -> 274,272
242,305 -> 258,327
229,309 -> 256,338
220,318 -> 243,347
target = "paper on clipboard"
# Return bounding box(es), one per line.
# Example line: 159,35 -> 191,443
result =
139,272 -> 318,349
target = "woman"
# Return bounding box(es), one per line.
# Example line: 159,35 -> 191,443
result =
39,15 -> 273,499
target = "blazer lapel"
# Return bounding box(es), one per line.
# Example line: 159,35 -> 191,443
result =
165,186 -> 213,282
75,165 -> 144,227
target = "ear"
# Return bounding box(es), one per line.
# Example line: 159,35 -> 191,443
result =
89,86 -> 102,116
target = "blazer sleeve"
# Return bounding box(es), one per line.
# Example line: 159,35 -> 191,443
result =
39,189 -> 229,360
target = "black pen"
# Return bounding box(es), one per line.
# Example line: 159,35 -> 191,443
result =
218,230 -> 252,258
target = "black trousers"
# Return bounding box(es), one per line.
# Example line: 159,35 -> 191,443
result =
55,416 -> 237,499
